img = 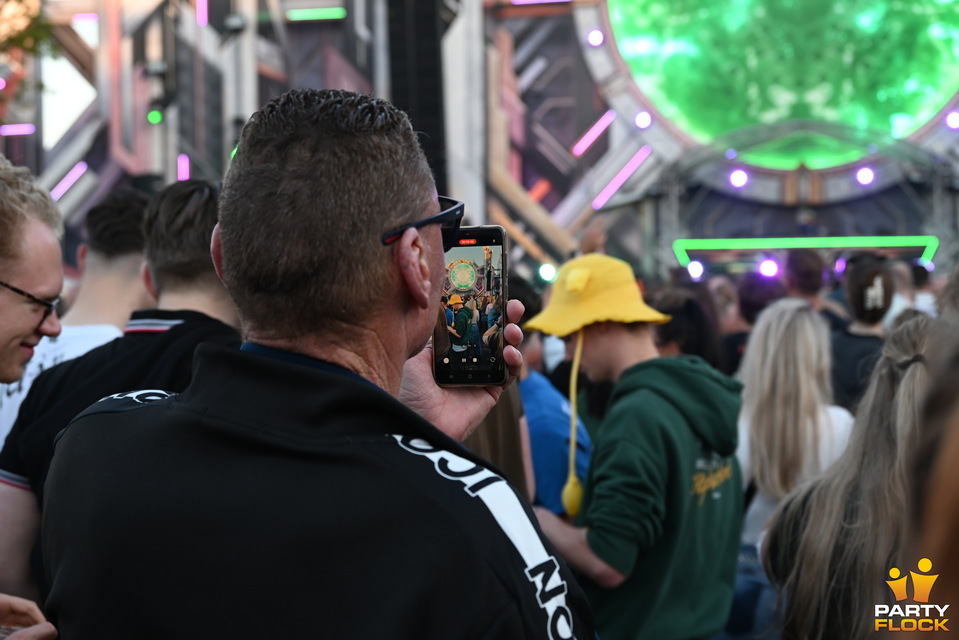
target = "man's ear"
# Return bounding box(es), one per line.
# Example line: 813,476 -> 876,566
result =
392,227 -> 433,310
76,245 -> 88,274
141,262 -> 158,299
210,223 -> 226,284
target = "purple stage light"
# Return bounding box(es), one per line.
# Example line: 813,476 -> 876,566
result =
725,149 -> 738,160
759,259 -> 779,278
50,162 -> 88,201
687,261 -> 704,280
0,78 -> 6,91
729,169 -> 748,188
947,112 -> 959,130
177,154 -> 190,181
196,0 -> 208,26
835,257 -> 847,274
634,111 -> 652,129
0,124 -> 36,136
856,167 -> 875,185
572,110 -> 616,157
587,30 -> 605,47
591,145 -> 652,210
71,12 -> 99,22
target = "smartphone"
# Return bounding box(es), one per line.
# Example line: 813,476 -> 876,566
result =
433,225 -> 509,386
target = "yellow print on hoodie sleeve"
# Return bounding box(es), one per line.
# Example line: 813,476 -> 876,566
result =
691,462 -> 732,506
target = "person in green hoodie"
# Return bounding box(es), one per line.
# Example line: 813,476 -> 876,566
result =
527,253 -> 743,640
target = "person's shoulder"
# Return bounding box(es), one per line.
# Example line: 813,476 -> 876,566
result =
602,387 -> 673,438
53,389 -> 177,452
71,389 -> 177,422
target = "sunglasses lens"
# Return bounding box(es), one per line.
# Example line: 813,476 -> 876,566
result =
442,228 -> 456,252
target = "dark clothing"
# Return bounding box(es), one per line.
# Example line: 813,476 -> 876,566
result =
0,310 -> 240,504
579,357 -> 742,640
42,344 -> 595,640
463,383 -> 532,502
831,328 -> 883,412
548,360 -> 613,441
450,306 -> 471,346
721,331 -> 750,376
820,307 -> 849,333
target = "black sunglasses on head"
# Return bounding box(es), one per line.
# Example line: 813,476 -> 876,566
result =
381,196 -> 465,252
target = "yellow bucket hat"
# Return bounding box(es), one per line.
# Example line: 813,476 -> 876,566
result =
524,253 -> 670,337
448,294 -> 464,305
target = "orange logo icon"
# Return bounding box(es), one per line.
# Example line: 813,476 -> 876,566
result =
886,558 -> 939,603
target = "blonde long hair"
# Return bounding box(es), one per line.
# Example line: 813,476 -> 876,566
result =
739,298 -> 832,499
762,316 -> 941,640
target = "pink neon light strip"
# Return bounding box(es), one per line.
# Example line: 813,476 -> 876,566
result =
591,145 -> 652,210
196,0 -> 208,27
177,154 -> 190,181
0,124 -> 36,136
72,13 -> 99,22
572,110 -> 616,157
50,162 -> 88,201
512,0 -> 571,4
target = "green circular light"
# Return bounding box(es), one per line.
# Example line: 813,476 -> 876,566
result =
538,263 -> 557,282
606,0 -> 959,170
147,109 -> 163,125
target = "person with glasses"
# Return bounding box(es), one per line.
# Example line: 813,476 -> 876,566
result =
41,90 -> 594,640
0,156 -> 63,388
0,189 -> 156,447
0,154 -> 61,639
0,179 -> 239,605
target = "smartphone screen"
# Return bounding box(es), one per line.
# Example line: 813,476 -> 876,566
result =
433,225 -> 509,386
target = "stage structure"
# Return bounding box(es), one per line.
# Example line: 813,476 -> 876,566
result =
485,0 -> 959,279
0,0 -> 388,269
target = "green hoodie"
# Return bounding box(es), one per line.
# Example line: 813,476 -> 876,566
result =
578,355 -> 743,640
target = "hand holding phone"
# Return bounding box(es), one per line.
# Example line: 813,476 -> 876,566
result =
402,298 -> 525,441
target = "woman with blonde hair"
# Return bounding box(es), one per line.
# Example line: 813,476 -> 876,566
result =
716,298 -> 853,639
738,298 -> 853,530
762,315 -> 944,640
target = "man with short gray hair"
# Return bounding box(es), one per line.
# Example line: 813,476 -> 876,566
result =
42,90 -> 594,640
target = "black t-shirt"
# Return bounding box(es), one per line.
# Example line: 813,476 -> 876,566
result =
0,309 -> 240,504
831,328 -> 883,412
42,344 -> 596,640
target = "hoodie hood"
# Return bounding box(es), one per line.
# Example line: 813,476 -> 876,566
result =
610,355 -> 741,456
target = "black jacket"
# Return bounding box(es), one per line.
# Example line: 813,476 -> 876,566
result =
42,344 -> 595,640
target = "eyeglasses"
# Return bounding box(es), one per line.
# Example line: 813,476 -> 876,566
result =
381,196 -> 465,252
0,278 -> 63,322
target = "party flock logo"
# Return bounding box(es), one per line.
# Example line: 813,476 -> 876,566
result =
875,558 -> 949,632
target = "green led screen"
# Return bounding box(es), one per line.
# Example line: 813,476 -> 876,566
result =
606,0 -> 959,170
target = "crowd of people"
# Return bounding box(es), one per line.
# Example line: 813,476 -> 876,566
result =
1,88 -> 959,640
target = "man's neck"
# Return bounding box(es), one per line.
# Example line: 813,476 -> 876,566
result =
155,287 -> 238,329
63,276 -> 151,330
244,318 -> 416,396
608,328 -> 660,383
790,291 -> 822,311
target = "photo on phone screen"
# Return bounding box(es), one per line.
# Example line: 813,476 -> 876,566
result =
433,226 -> 508,386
